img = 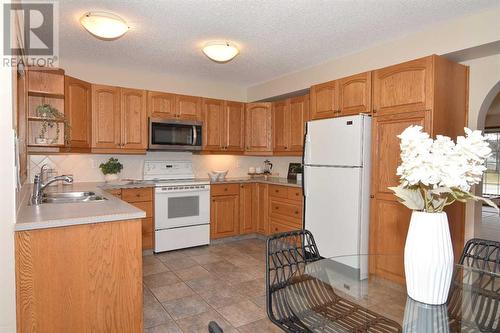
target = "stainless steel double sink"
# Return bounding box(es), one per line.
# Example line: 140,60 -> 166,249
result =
39,191 -> 107,204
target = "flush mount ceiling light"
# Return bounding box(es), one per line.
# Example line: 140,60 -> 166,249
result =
80,11 -> 129,40
202,41 -> 239,63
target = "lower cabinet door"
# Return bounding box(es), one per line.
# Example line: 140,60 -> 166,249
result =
211,194 -> 240,239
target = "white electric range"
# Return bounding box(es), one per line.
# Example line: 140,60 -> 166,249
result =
143,160 -> 210,253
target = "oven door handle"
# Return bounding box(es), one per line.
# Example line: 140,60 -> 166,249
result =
192,125 -> 197,146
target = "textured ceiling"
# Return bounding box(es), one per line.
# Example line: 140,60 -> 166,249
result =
59,0 -> 499,87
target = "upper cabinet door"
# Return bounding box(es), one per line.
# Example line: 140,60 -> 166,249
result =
224,101 -> 245,152
203,98 -> 224,151
65,76 -> 92,149
92,84 -> 121,149
310,80 -> 339,120
121,88 -> 147,150
245,103 -> 272,152
289,94 -> 309,152
272,100 -> 290,152
176,95 -> 201,120
373,56 -> 433,116
147,91 -> 175,119
338,72 -> 372,116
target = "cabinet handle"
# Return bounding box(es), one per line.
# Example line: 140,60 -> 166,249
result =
224,188 -> 228,191
372,109 -> 377,114
295,211 -> 299,214
370,195 -> 374,198
275,206 -> 279,210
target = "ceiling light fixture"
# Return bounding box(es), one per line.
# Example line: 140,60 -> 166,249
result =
202,41 -> 239,63
80,11 -> 129,40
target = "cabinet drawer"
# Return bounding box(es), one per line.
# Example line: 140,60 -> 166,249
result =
269,185 -> 288,199
211,183 -> 240,196
269,219 -> 301,234
142,217 -> 153,234
130,201 -> 153,218
122,187 -> 153,202
287,187 -> 303,201
105,188 -> 122,197
270,200 -> 302,219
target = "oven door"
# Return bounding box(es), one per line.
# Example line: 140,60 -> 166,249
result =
149,118 -> 202,151
155,186 -> 210,229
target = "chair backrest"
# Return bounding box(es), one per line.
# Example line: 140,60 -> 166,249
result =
266,230 -> 321,324
448,238 -> 500,332
458,238 -> 500,273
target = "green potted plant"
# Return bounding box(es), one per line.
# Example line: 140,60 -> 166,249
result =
35,104 -> 70,145
99,158 -> 123,182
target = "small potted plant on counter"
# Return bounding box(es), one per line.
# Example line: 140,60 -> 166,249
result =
99,157 -> 123,182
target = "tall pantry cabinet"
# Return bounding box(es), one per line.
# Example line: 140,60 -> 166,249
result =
369,55 -> 469,284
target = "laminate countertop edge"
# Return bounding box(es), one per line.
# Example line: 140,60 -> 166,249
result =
15,182 -> 146,232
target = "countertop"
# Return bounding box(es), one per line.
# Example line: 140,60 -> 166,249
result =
99,176 -> 302,190
16,182 -> 146,232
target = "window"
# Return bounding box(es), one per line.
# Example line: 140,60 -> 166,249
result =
482,132 -> 500,195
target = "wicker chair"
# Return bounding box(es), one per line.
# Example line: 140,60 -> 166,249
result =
266,230 -> 402,333
447,238 -> 500,332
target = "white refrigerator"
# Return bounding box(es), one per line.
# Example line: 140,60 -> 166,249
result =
303,114 -> 371,278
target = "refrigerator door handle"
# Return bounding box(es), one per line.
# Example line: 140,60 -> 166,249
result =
304,133 -> 311,164
302,166 -> 309,198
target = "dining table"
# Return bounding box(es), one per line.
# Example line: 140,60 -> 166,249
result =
283,255 -> 499,332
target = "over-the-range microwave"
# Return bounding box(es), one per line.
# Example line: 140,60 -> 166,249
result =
148,118 -> 202,151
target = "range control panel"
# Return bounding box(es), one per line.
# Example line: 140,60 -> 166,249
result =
143,160 -> 194,180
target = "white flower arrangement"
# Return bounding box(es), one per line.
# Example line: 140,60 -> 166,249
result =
389,126 -> 498,213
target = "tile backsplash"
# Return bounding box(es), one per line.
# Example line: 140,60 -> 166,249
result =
28,152 -> 301,183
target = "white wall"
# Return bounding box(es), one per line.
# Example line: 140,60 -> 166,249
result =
28,152 -> 301,183
59,59 -> 247,102
0,0 -> 17,329
247,7 -> 500,101
461,54 -> 500,241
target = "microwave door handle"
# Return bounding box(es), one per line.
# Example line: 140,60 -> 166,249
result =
192,125 -> 197,146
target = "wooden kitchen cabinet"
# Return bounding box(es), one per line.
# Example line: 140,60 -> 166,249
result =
245,102 -> 272,154
106,187 -> 154,250
239,183 -> 256,234
121,88 -> 147,150
15,219 -> 143,332
256,183 -> 268,234
310,80 -> 339,119
203,99 -> 245,153
268,185 -> 303,234
92,84 -> 121,150
210,186 -> 240,239
203,98 -> 225,151
289,95 -> 309,152
147,90 -> 176,119
225,101 -> 245,152
92,84 -> 147,153
370,55 -> 469,284
65,75 -> 92,151
372,57 -> 433,116
272,100 -> 288,152
176,94 -> 202,120
338,71 -> 372,116
273,95 -> 309,155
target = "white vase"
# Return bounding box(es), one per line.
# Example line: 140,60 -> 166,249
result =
404,211 -> 454,305
104,173 -> 119,182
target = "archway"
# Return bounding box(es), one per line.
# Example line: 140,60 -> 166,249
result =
476,81 -> 500,240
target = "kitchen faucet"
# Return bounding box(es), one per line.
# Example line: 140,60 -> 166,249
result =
30,173 -> 74,205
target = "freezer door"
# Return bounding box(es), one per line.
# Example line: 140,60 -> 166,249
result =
304,165 -> 363,264
305,115 -> 366,167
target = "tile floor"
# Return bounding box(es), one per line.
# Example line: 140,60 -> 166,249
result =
143,238 -> 282,333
